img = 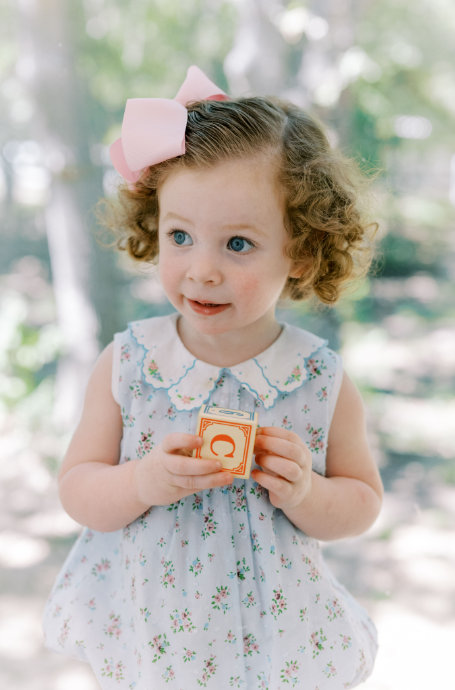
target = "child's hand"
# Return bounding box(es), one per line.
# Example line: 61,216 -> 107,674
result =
252,427 -> 312,511
133,433 -> 233,508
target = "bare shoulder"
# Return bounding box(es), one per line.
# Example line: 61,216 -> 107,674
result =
58,341 -> 123,484
326,370 -> 384,499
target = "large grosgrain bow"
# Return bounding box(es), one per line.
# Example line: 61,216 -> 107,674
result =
109,66 -> 228,183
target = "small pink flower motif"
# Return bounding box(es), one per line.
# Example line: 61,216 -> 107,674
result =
308,359 -> 315,366
175,520 -> 179,529
181,395 -> 192,405
169,669 -> 175,678
280,556 -> 286,565
202,673 -> 207,682
207,523 -> 215,532
115,628 -> 122,638
236,497 -> 243,508
81,556 -> 87,563
194,496 -> 202,506
322,389 -> 328,398
310,439 -> 317,448
96,564 -> 103,572
260,611 -> 266,618
220,589 -> 227,599
271,603 -> 277,614
318,440 -> 324,449
214,594 -> 221,604
149,361 -> 157,372
279,599 -> 286,609
285,668 -> 292,677
227,631 -> 234,640
252,643 -> 259,651
160,557 -> 165,564
143,442 -> 151,453
181,540 -> 186,547
158,537 -> 165,545
275,591 -> 281,601
306,423 -> 311,431
185,649 -> 193,659
244,644 -> 249,654
169,575 -> 175,585
153,635 -> 160,646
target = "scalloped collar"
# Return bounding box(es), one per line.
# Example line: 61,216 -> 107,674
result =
129,312 -> 327,411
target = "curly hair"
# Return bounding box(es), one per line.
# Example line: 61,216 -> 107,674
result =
97,96 -> 378,304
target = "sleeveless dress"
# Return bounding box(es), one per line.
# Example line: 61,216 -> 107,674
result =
42,312 -> 378,689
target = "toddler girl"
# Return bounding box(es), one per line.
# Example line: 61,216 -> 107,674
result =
42,66 -> 383,689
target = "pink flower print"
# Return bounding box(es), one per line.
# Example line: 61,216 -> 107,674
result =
318,440 -> 324,450
227,631 -> 235,641
195,592 -> 201,599
184,648 -> 194,660
214,594 -> 221,605
148,359 -> 163,382
259,513 -> 265,520
302,404 -> 310,413
177,394 -> 195,405
81,556 -> 87,563
271,603 -> 277,615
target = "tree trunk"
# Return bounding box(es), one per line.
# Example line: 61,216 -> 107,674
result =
16,0 -> 103,433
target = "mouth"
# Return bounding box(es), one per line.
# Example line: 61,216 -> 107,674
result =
186,298 -> 231,316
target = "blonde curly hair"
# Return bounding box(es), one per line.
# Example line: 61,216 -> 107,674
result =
97,96 -> 378,304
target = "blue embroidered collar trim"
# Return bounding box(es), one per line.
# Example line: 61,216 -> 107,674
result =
129,312 -> 327,411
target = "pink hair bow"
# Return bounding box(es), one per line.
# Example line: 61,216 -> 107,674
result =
110,65 -> 228,183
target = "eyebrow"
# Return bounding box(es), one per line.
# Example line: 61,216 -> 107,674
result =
161,212 -> 267,236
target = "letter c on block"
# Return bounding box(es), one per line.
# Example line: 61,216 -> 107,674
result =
210,434 -> 236,458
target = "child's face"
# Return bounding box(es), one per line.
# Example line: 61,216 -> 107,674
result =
158,156 -> 295,337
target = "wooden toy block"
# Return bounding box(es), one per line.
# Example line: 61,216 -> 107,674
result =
193,404 -> 258,479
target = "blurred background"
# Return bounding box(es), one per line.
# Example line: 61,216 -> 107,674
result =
1,0 -> 454,688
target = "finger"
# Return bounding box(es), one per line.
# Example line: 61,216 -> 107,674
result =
254,435 -> 308,465
255,453 -> 302,482
162,433 -> 202,454
251,467 -> 285,491
256,426 -> 308,450
166,453 -> 225,477
175,470 -> 233,492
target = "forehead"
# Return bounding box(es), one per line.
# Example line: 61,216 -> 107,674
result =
158,157 -> 285,228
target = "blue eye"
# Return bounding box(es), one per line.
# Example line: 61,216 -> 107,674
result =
172,231 -> 192,246
228,236 -> 254,253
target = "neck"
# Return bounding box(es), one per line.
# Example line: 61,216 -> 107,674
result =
176,310 -> 282,367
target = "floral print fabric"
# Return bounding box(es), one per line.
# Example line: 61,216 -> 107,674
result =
42,314 -> 378,689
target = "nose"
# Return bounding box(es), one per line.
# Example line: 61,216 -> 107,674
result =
186,246 -> 222,285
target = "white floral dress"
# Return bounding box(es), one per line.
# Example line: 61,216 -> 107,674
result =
42,312 -> 378,689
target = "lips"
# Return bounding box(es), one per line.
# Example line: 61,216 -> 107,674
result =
187,298 -> 231,316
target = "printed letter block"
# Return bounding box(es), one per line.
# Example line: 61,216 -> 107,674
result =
193,405 -> 258,479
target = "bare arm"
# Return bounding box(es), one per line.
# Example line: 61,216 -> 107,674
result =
57,342 -> 151,532
282,371 -> 384,541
